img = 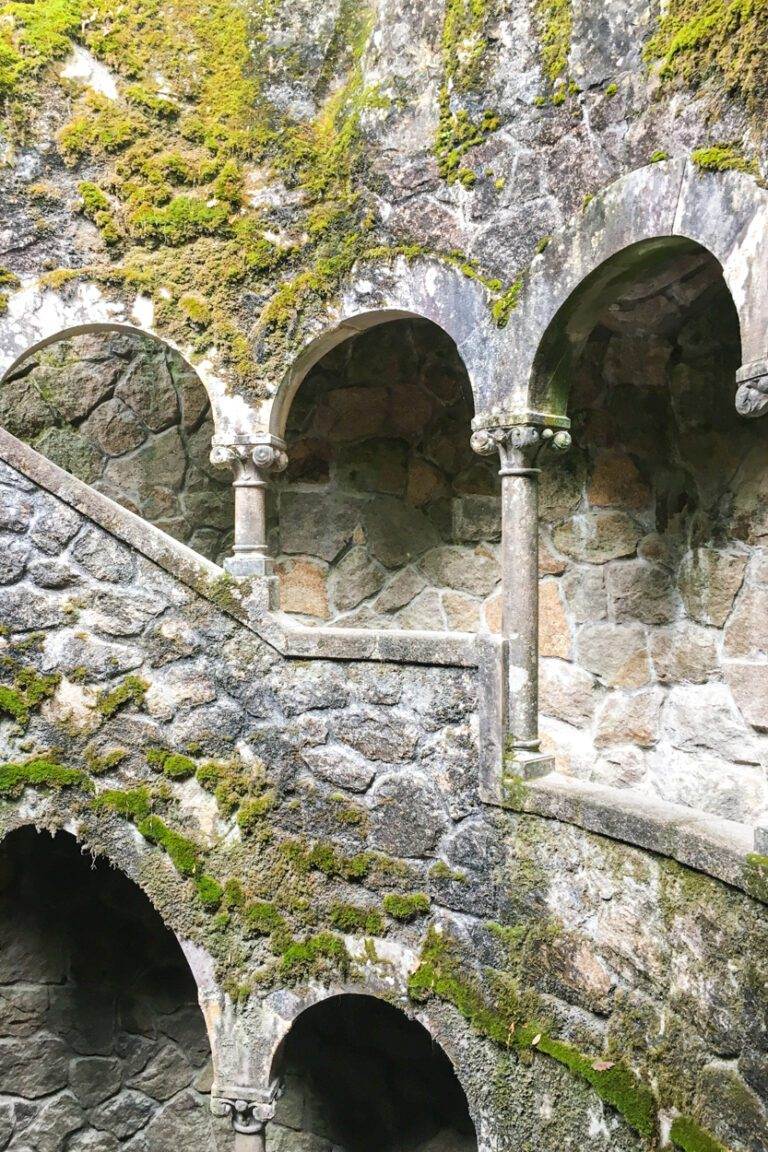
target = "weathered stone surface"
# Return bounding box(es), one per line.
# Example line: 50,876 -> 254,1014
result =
539,660 -> 599,726
663,683 -> 759,762
552,511 -> 642,565
115,357 -> 179,432
70,1056 -> 123,1108
0,1034 -> 69,1097
71,528 -> 135,583
364,497 -> 439,568
91,1090 -> 156,1139
81,398 -> 147,456
0,536 -> 28,584
577,623 -> 651,688
595,688 -> 664,748
678,548 -> 747,627
327,546 -> 384,611
724,582 -> 768,659
539,580 -> 571,659
650,622 -> 719,684
275,558 -> 329,619
607,561 -> 677,624
279,492 -> 360,562
300,745 -> 376,792
126,1044 -> 191,1101
369,772 -> 448,857
451,495 -> 501,543
419,545 -> 499,596
561,566 -> 607,622
587,451 -> 650,510
374,568 -> 427,613
724,663 -> 768,731
335,439 -> 408,495
442,590 -> 480,632
17,1091 -> 84,1151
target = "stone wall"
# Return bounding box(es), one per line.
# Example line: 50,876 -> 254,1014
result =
274,319 -> 501,630
1,332 -> 233,563
0,453 -> 763,1150
0,826 -> 228,1152
535,250 -> 768,825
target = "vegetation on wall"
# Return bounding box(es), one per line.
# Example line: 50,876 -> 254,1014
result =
645,0 -> 768,117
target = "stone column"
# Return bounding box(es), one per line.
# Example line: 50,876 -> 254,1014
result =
471,422 -> 571,778
211,436 -> 287,578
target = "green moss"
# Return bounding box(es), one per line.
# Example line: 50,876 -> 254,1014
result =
243,900 -> 285,936
60,95 -> 147,163
305,840 -> 373,882
650,149 -> 670,162
78,181 -> 120,246
237,790 -> 277,833
409,927 -> 657,1141
136,814 -> 200,877
196,758 -> 253,816
383,891 -> 431,922
0,0 -> 81,107
535,0 -> 573,96
490,276 -> 523,327
278,931 -> 351,981
161,753 -> 197,781
223,877 -> 245,910
125,83 -> 179,119
178,292 -> 212,326
129,195 -> 231,246
195,874 -> 224,912
429,861 -> 468,882
329,901 -> 384,935
0,668 -> 60,727
0,266 -> 20,289
93,786 -> 152,821
0,757 -> 89,798
644,0 -> 768,118
670,1116 -> 730,1152
605,81 -> 618,96
97,675 -> 148,718
86,747 -> 129,775
743,852 -> 768,903
690,144 -> 757,174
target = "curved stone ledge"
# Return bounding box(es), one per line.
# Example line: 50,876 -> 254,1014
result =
0,426 -> 478,669
506,771 -> 765,903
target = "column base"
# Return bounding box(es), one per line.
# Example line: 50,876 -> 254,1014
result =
224,553 -> 275,578
504,748 -> 554,781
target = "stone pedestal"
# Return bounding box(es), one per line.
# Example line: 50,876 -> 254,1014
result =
471,419 -> 571,779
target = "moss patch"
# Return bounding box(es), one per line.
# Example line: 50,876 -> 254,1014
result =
278,931 -> 351,981
329,901 -> 384,935
645,0 -> 768,118
690,144 -> 757,174
93,785 -> 151,821
136,813 -> 200,877
670,1116 -> 731,1152
97,675 -> 148,719
0,757 -> 89,798
383,891 -> 431,922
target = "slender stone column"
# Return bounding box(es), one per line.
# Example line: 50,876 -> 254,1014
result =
211,435 -> 288,578
471,422 -> 571,778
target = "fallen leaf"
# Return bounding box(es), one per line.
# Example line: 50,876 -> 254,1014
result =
531,1033 -> 541,1046
592,1059 -> 615,1071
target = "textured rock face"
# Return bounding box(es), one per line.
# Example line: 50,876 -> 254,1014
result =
0,828 -> 227,1152
2,332 -> 233,563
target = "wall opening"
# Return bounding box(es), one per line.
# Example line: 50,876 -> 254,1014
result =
270,993 -> 477,1151
0,328 -> 233,563
534,243 -> 768,824
0,827 -> 226,1150
275,317 -> 501,631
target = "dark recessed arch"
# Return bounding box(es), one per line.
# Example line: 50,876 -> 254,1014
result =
269,992 -> 478,1151
528,236 -> 740,417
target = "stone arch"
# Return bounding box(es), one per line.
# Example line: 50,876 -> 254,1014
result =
483,160 -> 768,424
271,309 -> 503,630
266,256 -> 500,438
0,321 -> 234,562
266,990 -> 478,1151
0,821 -> 229,1149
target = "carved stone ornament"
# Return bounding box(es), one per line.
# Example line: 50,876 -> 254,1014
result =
211,1084 -> 280,1135
735,360 -> 768,419
470,424 -> 572,473
210,438 -> 288,485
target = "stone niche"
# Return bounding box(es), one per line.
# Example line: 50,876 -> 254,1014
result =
274,318 -> 501,631
0,331 -> 234,563
270,994 -> 477,1151
0,827 -> 229,1152
537,248 -> 768,824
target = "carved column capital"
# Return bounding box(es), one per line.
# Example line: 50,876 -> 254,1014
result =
470,423 -> 571,475
211,1082 -> 280,1137
211,436 -> 288,486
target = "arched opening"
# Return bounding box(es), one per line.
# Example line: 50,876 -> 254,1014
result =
270,994 -> 477,1151
0,326 -> 233,563
274,317 -> 501,631
0,827 -> 224,1149
533,239 -> 768,823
